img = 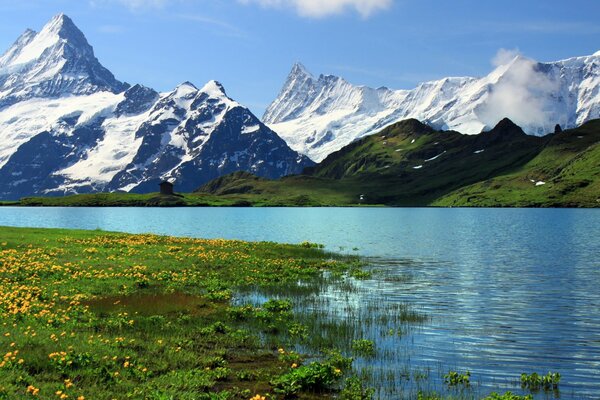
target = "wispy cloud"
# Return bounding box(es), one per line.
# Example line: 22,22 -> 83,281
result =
89,0 -> 171,11
484,20 -> 600,35
239,0 -> 393,18
97,24 -> 125,34
175,14 -> 249,39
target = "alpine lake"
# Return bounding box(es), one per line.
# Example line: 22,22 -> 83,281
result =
0,207 -> 598,399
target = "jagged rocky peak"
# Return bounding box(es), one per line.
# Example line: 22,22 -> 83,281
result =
115,84 -> 159,116
0,13 -> 127,107
2,13 -> 90,70
289,62 -> 313,79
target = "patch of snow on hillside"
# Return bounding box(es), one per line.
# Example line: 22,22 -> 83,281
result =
424,151 -> 446,162
0,92 -> 121,168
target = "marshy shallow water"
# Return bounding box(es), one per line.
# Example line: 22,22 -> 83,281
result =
0,207 -> 598,398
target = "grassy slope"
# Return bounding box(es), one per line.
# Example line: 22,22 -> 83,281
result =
0,226 -> 362,399
305,118 -> 548,205
434,120 -> 600,207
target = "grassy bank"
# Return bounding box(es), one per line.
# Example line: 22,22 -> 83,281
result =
0,226 -> 368,399
7,189 -> 364,208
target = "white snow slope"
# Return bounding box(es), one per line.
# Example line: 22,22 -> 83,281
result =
264,54 -> 600,162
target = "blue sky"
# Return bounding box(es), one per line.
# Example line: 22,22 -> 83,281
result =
0,0 -> 598,115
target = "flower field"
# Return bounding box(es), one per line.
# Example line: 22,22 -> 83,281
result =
0,227 -> 361,399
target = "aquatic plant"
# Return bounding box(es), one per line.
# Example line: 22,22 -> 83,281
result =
339,376 -> 375,400
349,268 -> 372,280
271,358 -> 347,396
352,339 -> 376,357
443,370 -> 471,387
483,392 -> 533,400
520,371 -> 560,391
300,241 -> 325,249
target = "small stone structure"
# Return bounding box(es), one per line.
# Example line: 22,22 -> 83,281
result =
159,181 -> 174,195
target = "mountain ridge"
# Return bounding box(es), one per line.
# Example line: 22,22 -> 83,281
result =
265,52 -> 600,162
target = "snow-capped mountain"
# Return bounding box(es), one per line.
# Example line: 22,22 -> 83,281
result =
0,14 -> 127,108
264,53 -> 600,162
0,14 -> 311,200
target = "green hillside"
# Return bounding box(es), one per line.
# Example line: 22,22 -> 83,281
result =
434,120 -> 600,207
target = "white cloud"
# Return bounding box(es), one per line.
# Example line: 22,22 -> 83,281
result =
492,48 -> 522,67
239,0 -> 393,18
480,48 -> 559,130
176,14 -> 249,39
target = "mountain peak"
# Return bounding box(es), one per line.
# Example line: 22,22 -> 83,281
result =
489,118 -> 526,136
0,13 -> 127,106
1,13 -> 88,70
177,81 -> 198,90
200,80 -> 227,97
46,13 -> 71,29
594,50 -> 600,56
290,62 -> 313,79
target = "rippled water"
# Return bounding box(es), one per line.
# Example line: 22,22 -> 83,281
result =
0,207 -> 598,398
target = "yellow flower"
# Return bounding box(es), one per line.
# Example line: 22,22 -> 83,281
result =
291,363 -> 298,368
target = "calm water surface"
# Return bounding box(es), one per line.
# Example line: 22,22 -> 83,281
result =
0,207 -> 599,398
